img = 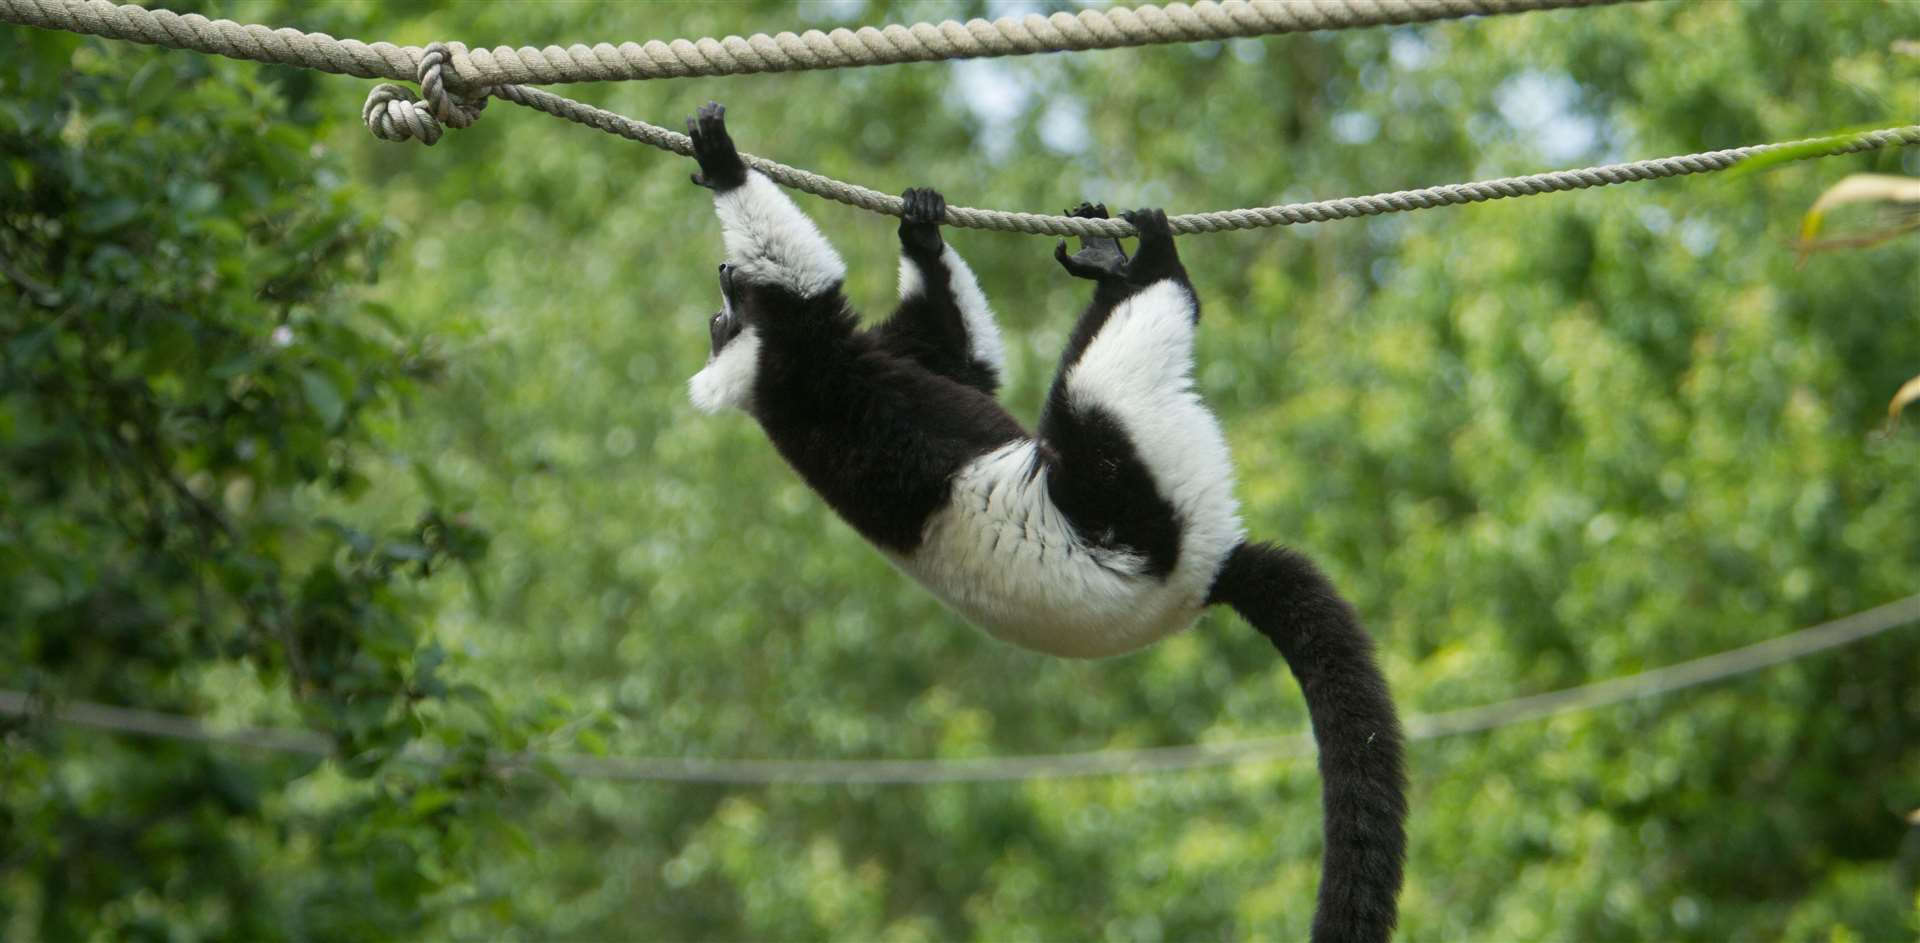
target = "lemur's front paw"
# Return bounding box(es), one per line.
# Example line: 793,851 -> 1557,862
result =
1121,208 -> 1181,283
687,102 -> 749,191
1054,201 -> 1130,281
898,187 -> 946,256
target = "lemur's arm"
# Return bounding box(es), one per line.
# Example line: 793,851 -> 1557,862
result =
871,188 -> 1005,395
688,103 -> 846,300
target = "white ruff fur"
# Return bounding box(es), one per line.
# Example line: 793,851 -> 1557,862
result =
894,280 -> 1242,659
898,245 -> 1006,378
887,441 -> 1152,658
896,254 -> 925,299
714,172 -> 846,298
688,327 -> 762,413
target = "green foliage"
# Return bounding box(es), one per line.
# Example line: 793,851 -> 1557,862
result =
0,26 -> 530,942
5,0 -> 1920,940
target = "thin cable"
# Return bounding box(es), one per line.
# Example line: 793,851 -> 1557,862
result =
0,0 -> 1646,88
6,593 -> 1916,784
478,85 -> 1920,237
0,691 -> 332,755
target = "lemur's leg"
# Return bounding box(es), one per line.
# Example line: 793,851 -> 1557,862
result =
1037,208 -> 1233,580
688,102 -> 846,300
871,188 -> 1004,394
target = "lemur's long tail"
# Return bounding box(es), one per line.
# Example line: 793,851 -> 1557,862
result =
1207,541 -> 1407,943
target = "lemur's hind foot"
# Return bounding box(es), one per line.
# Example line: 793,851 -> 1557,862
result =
1054,202 -> 1130,281
687,101 -> 748,191
899,187 -> 946,257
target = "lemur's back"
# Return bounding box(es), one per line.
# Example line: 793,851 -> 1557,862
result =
751,327 -> 1025,555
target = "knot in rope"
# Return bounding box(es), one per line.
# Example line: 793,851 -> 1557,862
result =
363,42 -> 493,145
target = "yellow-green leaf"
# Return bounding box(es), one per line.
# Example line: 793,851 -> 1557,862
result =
1797,174 -> 1920,263
1887,374 -> 1920,434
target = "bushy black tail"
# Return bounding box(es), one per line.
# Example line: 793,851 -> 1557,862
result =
1207,541 -> 1407,943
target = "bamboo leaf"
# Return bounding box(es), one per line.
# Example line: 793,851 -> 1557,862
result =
1886,374 -> 1920,436
1797,174 -> 1920,264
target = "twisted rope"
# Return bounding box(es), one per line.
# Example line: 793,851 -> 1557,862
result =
380,76 -> 1920,237
0,0 -> 1643,88
6,593 -> 1916,784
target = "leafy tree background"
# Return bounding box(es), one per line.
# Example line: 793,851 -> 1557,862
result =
3,1 -> 1918,940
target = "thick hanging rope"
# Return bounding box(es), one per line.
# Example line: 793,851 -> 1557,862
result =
4,593 -> 1917,784
0,0 -> 1643,88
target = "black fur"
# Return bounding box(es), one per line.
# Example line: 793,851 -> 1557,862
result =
871,187 -> 1000,394
1035,404 -> 1183,577
1208,542 -> 1409,943
734,280 -> 1023,553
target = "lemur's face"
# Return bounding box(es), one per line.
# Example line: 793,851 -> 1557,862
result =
688,262 -> 760,414
708,262 -> 747,358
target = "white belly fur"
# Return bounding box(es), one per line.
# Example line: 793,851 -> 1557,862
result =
889,438 -> 1242,658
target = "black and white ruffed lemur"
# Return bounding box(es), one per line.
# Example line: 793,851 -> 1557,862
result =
683,103 -> 1406,943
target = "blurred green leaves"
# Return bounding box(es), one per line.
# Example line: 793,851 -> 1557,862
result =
0,22 -> 536,941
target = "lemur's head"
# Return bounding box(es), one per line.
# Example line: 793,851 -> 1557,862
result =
688,262 -> 761,414
707,262 -> 748,352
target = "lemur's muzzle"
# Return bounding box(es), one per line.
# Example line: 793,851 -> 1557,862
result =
708,262 -> 744,355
